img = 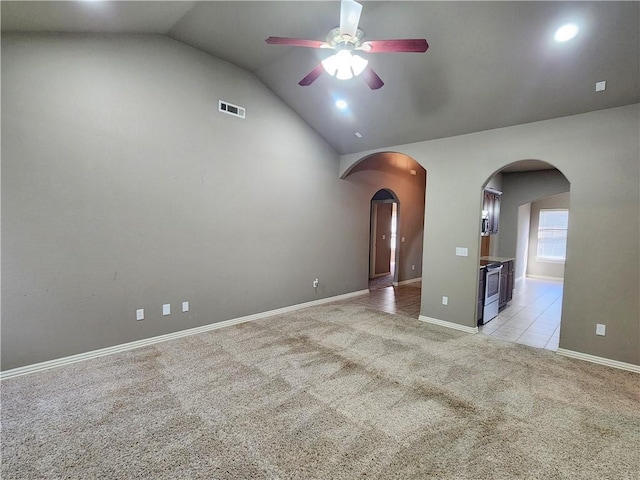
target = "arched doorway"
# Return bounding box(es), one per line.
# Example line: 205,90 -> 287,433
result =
369,189 -> 399,290
477,160 -> 570,351
340,151 -> 426,316
341,152 -> 426,291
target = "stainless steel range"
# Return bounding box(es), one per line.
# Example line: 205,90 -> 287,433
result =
483,263 -> 502,324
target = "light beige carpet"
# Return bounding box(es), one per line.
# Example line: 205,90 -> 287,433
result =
1,304 -> 639,479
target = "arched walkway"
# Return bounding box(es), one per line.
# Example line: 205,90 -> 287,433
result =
342,152 -> 426,289
477,160 -> 570,351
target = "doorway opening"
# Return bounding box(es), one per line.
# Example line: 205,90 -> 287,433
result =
369,189 -> 399,290
341,151 -> 426,296
477,162 -> 570,351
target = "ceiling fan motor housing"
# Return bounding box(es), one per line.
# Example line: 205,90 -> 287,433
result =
326,27 -> 366,50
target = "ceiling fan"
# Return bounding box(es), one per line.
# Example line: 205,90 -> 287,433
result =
265,0 -> 428,90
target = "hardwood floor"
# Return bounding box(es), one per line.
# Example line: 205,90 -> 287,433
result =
334,281 -> 422,318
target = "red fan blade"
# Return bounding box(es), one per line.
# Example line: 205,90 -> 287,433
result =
299,64 -> 325,86
265,37 -> 329,49
360,39 -> 429,53
361,66 -> 384,90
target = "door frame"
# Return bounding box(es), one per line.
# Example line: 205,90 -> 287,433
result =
370,197 -> 400,283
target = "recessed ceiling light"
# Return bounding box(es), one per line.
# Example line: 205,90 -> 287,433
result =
335,99 -> 348,110
554,23 -> 579,42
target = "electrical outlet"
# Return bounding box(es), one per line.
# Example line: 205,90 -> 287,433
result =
182,301 -> 189,313
442,296 -> 448,306
163,304 -> 170,316
313,278 -> 319,288
412,264 -> 415,271
136,309 -> 144,321
596,323 -> 606,336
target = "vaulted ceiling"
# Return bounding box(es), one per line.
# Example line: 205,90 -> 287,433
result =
2,1 -> 639,155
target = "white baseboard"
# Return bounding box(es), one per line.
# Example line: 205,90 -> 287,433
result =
0,289 -> 369,380
393,277 -> 422,287
418,315 -> 478,334
526,274 -> 564,282
556,348 -> 640,373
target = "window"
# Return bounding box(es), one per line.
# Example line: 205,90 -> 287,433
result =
537,209 -> 569,261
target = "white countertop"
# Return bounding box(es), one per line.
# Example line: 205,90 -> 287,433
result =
480,256 -> 516,263
479,256 -> 516,269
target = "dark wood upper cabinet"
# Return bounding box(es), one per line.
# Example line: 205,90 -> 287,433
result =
482,189 -> 502,236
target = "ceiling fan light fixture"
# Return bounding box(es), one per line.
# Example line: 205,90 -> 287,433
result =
336,67 -> 354,80
322,50 -> 368,80
350,54 -> 368,76
321,53 -> 340,77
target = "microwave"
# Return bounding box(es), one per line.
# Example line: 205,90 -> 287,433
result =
481,211 -> 490,235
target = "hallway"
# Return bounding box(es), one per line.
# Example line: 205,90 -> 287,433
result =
368,272 -> 394,291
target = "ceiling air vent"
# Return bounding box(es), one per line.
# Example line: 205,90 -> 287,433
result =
219,100 -> 246,119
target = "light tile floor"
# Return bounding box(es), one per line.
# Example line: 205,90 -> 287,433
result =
479,278 -> 563,351
332,277 -> 563,352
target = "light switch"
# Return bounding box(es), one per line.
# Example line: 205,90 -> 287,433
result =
382,234 -> 386,240
182,301 -> 189,313
401,237 -> 406,243
163,304 -> 170,316
456,247 -> 469,257
136,309 -> 144,321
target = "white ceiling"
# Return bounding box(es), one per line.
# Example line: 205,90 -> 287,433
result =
2,1 -> 639,155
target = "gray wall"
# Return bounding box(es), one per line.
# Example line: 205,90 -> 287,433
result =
1,33 -> 375,370
499,169 -> 570,260
527,192 -> 570,279
3,33 -> 638,370
345,152 -> 426,282
341,104 -> 640,365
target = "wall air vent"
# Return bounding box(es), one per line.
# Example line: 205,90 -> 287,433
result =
219,100 -> 246,119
